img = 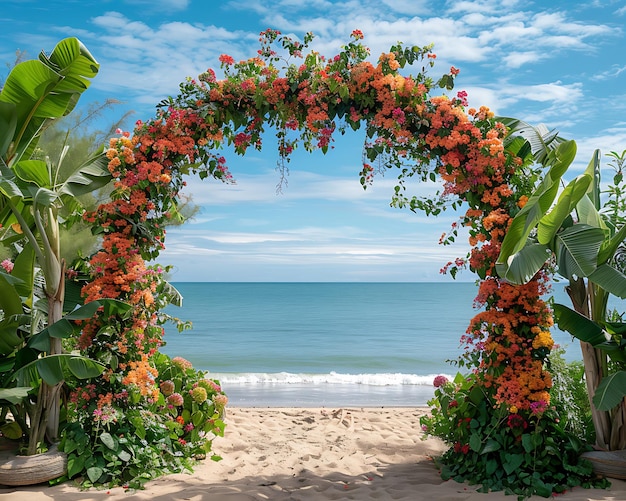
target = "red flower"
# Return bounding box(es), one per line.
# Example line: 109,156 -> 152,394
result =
218,54 -> 235,65
507,414 -> 528,430
351,29 -> 364,40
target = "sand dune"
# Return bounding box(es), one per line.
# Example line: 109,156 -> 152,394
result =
1,407 -> 625,500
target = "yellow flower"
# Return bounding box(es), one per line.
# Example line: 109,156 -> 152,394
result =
532,331 -> 554,350
509,405 -> 518,414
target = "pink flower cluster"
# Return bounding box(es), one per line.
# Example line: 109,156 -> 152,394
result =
1,259 -> 14,273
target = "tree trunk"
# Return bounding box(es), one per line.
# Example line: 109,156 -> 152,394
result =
44,265 -> 65,444
567,278 -> 614,450
579,340 -> 612,449
27,260 -> 66,454
610,398 -> 626,451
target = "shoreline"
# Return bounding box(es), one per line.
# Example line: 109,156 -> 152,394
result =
1,407 -> 625,500
221,382 -> 439,407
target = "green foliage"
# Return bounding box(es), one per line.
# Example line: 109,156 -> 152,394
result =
59,352 -> 226,489
548,348 -> 594,444
420,373 -> 609,499
496,140 -> 578,282
553,304 -> 626,410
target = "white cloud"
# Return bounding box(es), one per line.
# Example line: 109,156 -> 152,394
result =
502,51 -> 545,69
200,232 -> 303,244
592,64 -> 626,81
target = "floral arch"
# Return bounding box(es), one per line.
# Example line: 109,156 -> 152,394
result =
65,29 -> 602,495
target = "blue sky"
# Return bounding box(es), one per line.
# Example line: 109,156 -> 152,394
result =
3,0 -> 626,282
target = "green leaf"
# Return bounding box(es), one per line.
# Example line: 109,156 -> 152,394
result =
0,387 -> 31,405
0,38 -> 99,166
533,479 -> 553,498
33,186 -> 59,207
553,303 -> 610,346
58,146 -> 112,204
11,243 -> 35,298
554,224 -> 604,279
44,37 -> 99,94
66,356 -> 105,378
11,354 -> 104,385
497,141 -> 576,271
13,159 -> 50,188
598,222 -> 626,265
86,466 -> 104,483
0,420 -> 23,439
522,434 -> 534,453
163,281 -> 184,307
30,299 -> 132,349
0,176 -> 23,202
585,148 -> 601,210
499,117 -> 566,164
100,432 -> 117,450
588,264 -> 626,299
497,243 -> 550,285
0,319 -> 26,356
0,271 -> 23,317
67,454 -> 86,478
486,458 -> 498,476
592,371 -> 626,411
118,449 -> 131,462
503,452 -> 524,475
0,101 -> 17,157
469,433 -> 482,452
192,410 -> 204,427
36,355 -> 64,385
537,173 -> 591,245
483,439 -> 501,454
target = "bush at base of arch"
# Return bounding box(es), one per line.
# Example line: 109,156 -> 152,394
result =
58,352 -> 226,489
420,373 -> 608,498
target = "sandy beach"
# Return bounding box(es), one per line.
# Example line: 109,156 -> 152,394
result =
1,407 -> 625,501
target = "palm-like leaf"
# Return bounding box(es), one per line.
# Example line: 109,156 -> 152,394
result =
537,173 -> 591,244
497,140 -> 576,273
497,243 -> 550,285
588,264 -> 626,299
28,299 -> 133,351
12,354 -> 105,387
553,303 -> 610,346
554,224 -> 605,279
499,117 -> 566,164
0,38 -> 99,166
593,372 -> 626,411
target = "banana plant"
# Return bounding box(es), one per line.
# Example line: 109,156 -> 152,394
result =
496,123 -> 626,449
0,38 -> 113,455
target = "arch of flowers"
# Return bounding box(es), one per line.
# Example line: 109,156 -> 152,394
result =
67,30 -> 601,495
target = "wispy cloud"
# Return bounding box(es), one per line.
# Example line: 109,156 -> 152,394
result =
592,64 -> 626,81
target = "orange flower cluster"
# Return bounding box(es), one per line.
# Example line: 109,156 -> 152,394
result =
467,274 -> 554,410
122,354 -> 160,402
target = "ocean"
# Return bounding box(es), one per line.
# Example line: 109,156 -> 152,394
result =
161,282 -> 583,407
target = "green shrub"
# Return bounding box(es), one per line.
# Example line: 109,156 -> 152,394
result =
548,347 -> 594,444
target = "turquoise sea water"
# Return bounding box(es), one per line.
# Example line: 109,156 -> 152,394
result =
161,282 -> 582,407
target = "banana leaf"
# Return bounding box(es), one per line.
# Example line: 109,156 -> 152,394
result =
593,372 -> 626,411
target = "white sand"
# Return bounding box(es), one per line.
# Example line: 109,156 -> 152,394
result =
1,407 -> 625,500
